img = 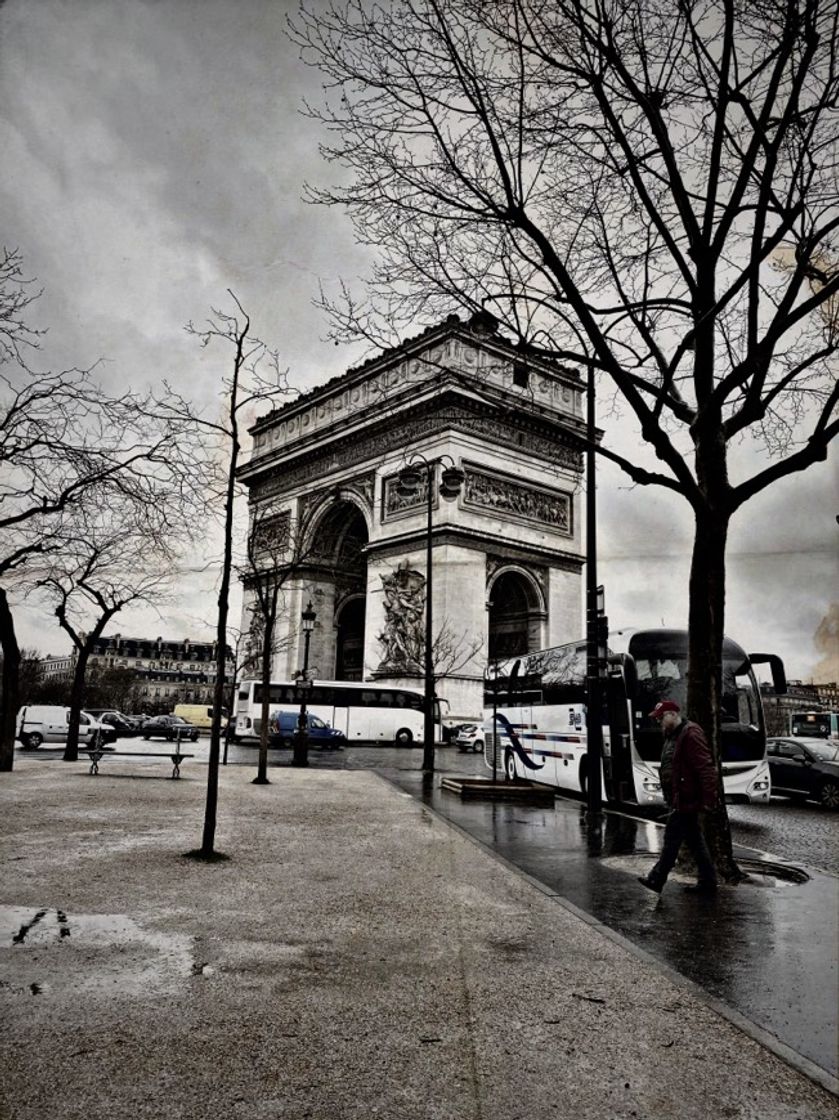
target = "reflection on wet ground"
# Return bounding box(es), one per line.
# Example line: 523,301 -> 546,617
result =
381,768 -> 839,1081
18,743 -> 838,1077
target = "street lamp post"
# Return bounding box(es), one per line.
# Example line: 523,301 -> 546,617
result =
585,373 -> 605,817
292,599 -> 316,768
397,454 -> 464,773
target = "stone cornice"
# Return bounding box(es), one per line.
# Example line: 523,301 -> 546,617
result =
250,314 -> 582,436
364,524 -> 584,572
244,390 -> 584,501
243,323 -> 585,477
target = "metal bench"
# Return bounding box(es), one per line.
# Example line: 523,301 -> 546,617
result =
84,748 -> 195,779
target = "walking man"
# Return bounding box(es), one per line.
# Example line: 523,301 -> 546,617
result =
638,700 -> 719,895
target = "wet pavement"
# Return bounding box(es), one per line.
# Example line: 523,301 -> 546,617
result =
3,750 -> 837,1118
381,766 -> 839,1082
17,741 -> 839,1087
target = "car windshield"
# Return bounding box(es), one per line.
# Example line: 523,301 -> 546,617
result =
806,741 -> 839,762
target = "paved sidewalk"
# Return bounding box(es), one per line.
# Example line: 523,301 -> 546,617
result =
0,757 -> 836,1120
382,767 -> 839,1085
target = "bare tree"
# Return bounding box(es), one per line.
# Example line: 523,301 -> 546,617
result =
0,252 -> 205,771
292,0 -> 839,877
0,247 -> 42,368
32,488 -> 185,761
182,294 -> 294,858
240,508 -> 335,784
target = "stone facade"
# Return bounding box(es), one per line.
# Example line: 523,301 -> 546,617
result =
237,312 -> 588,721
71,634 -> 234,707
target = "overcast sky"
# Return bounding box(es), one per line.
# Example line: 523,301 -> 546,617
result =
1,0 -> 836,684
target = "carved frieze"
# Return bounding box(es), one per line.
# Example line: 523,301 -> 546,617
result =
382,471 -> 433,520
464,467 -> 572,535
249,403 -> 582,504
250,510 -> 291,555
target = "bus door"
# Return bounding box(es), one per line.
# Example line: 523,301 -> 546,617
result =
602,658 -> 636,804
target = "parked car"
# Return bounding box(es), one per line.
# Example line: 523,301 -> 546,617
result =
268,710 -> 346,750
16,705 -> 111,750
454,723 -> 485,753
766,736 -> 839,809
141,714 -> 200,743
84,710 -> 140,737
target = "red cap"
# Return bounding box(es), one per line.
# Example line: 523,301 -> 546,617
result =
649,700 -> 680,719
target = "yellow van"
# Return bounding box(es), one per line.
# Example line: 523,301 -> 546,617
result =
173,704 -> 226,731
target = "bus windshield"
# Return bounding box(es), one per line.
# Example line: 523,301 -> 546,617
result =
628,632 -> 764,763
790,712 -> 833,738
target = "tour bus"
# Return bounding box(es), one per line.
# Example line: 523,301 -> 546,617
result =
234,679 -> 445,747
790,711 -> 839,740
483,628 -> 786,808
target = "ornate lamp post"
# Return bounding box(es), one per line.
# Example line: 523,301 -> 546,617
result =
292,599 -> 317,768
585,373 -> 605,817
397,454 -> 465,773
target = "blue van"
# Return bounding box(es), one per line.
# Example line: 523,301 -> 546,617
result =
268,709 -> 346,750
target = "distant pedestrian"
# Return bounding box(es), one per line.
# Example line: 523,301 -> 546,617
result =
638,701 -> 718,896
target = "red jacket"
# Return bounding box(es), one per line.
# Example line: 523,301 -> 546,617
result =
670,720 -> 718,813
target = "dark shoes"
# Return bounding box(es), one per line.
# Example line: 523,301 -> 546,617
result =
684,881 -> 718,894
637,875 -> 663,895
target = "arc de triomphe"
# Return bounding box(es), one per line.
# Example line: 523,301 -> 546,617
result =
238,312 -> 587,723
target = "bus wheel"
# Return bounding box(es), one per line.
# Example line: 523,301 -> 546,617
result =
394,728 -> 413,747
579,761 -> 588,797
505,751 -> 517,781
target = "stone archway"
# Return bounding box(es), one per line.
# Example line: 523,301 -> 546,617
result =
487,568 -> 545,661
304,499 -> 369,680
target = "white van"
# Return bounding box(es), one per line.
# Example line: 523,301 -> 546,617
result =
173,704 -> 226,731
16,706 -> 109,750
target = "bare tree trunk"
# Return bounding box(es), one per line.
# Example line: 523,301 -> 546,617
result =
686,503 -> 741,881
203,568 -> 233,856
62,648 -> 91,762
201,409 -> 240,858
0,589 -> 20,772
255,619 -> 274,784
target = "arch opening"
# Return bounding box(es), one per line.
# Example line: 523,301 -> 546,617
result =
488,569 -> 544,661
306,501 -> 369,681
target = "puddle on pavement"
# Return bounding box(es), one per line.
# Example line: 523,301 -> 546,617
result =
0,905 -> 194,997
600,855 -> 807,888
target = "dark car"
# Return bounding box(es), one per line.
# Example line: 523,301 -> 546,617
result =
85,710 -> 140,738
141,715 -> 200,743
766,737 -> 839,809
268,710 -> 345,750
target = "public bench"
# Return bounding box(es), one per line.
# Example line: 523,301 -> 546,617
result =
84,748 -> 194,779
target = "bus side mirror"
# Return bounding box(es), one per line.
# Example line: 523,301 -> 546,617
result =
749,653 -> 787,695
608,653 -> 637,701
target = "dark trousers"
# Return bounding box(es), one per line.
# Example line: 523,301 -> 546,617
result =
650,810 -> 717,887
